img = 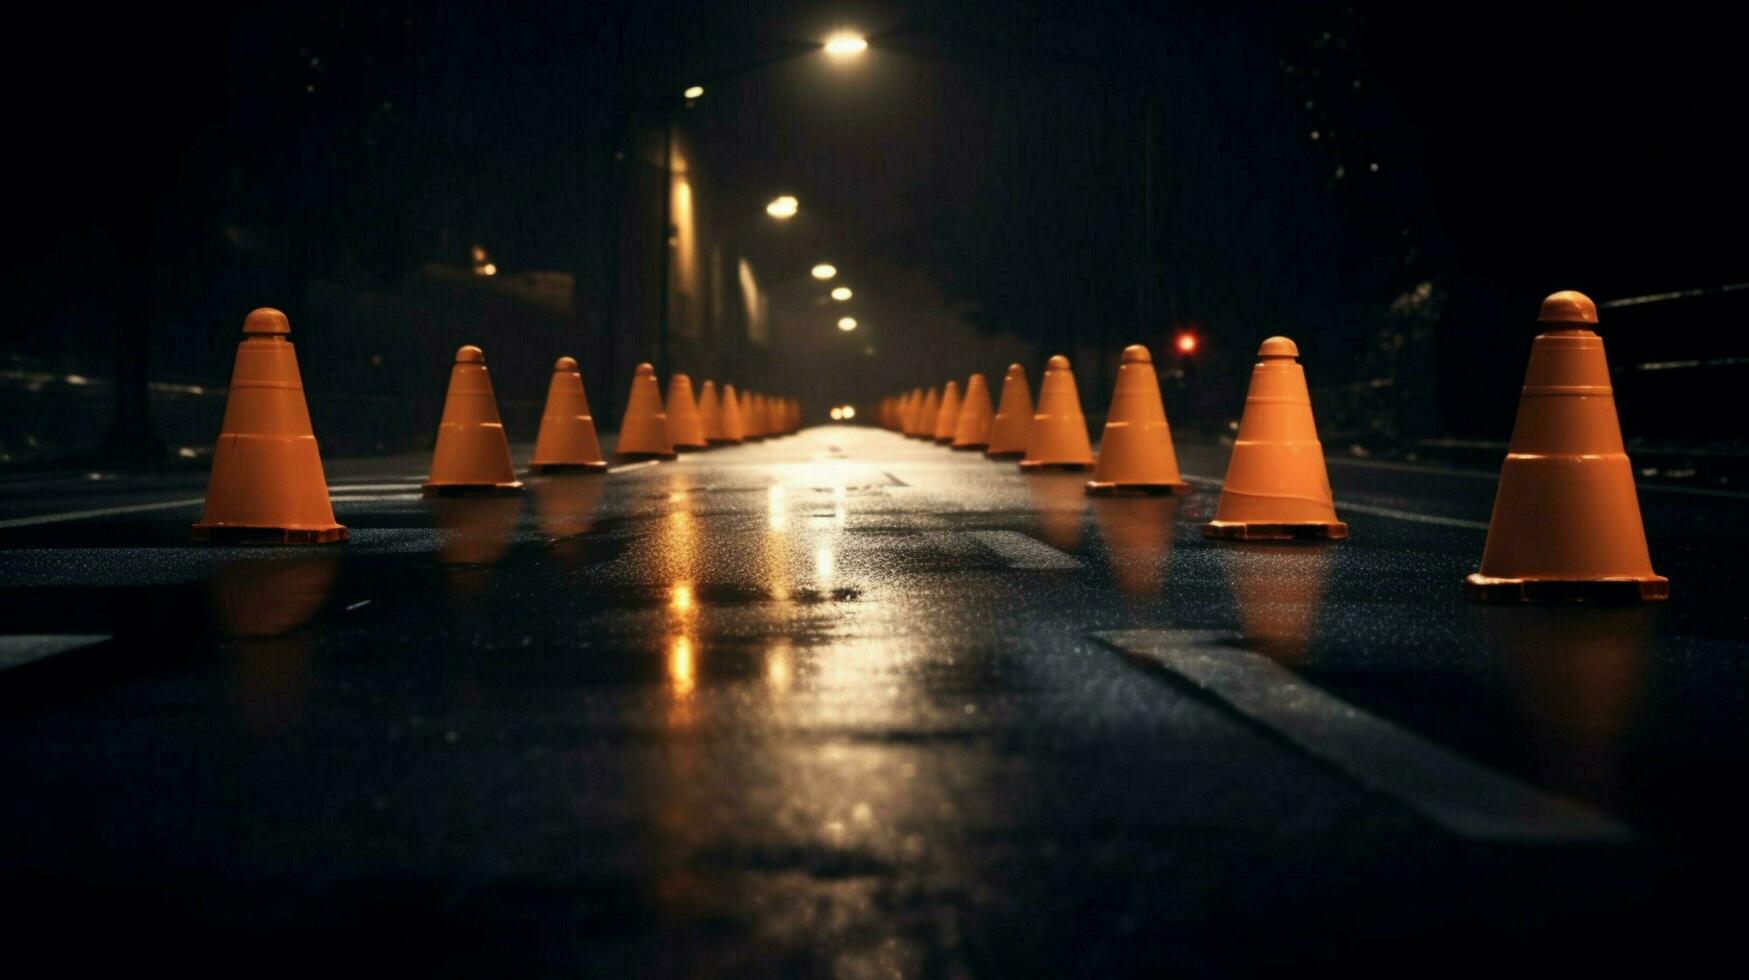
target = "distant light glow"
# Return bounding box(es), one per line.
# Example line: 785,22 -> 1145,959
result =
823,34 -> 869,57
1176,332 -> 1199,354
811,263 -> 838,280
766,194 -> 799,219
683,85 -> 704,100
671,582 -> 695,615
837,317 -> 857,331
841,405 -> 856,420
830,407 -> 844,420
831,286 -> 852,301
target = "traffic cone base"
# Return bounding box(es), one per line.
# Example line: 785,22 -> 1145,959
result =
1204,518 -> 1347,541
191,524 -> 349,544
193,309 -> 350,544
1464,291 -> 1667,603
1086,480 -> 1189,496
424,481 -> 526,497
1018,459 -> 1093,472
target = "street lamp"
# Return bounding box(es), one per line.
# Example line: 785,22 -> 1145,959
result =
837,316 -> 858,332
683,85 -> 704,100
766,195 -> 799,219
811,263 -> 838,280
831,286 -> 852,301
824,34 -> 869,57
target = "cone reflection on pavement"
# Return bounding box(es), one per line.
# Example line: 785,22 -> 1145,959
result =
1026,470 -> 1090,552
665,373 -> 708,450
423,344 -> 524,496
616,363 -> 677,460
528,356 -> 609,473
1202,337 -> 1345,540
1219,544 -> 1332,664
952,373 -> 994,450
193,308 -> 348,543
1087,345 -> 1190,495
986,364 -> 1033,459
933,381 -> 962,443
1092,497 -> 1179,597
720,383 -> 747,443
1019,355 -> 1095,471
1465,291 -> 1667,602
698,380 -> 726,443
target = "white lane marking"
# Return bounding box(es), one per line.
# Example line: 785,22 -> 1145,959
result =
968,530 -> 1081,569
0,634 -> 112,670
330,493 -> 425,503
1097,629 -> 1634,843
0,498 -> 206,530
607,460 -> 662,474
345,599 -> 372,611
1181,475 -> 1488,531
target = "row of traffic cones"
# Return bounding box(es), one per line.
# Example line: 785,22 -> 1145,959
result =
190,311 -> 800,537
877,290 -> 1665,602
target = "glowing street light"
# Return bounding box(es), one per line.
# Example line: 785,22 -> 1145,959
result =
811,263 -> 838,280
824,34 -> 869,57
1175,331 -> 1199,355
766,195 -> 799,219
830,286 -> 852,301
830,407 -> 844,420
683,85 -> 704,100
841,405 -> 856,419
837,316 -> 858,332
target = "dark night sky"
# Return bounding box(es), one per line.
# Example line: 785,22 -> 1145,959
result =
5,1 -> 1743,448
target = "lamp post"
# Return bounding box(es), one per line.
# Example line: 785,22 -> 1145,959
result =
643,34 -> 869,383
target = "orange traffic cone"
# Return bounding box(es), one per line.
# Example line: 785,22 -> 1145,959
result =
1203,337 -> 1346,540
528,356 -> 609,473
1019,355 -> 1095,471
192,308 -> 348,542
424,344 -> 524,496
952,373 -> 995,450
742,389 -> 764,440
916,387 -> 940,440
666,373 -> 708,451
1087,345 -> 1189,495
986,364 -> 1033,459
616,363 -> 676,460
901,388 -> 922,436
1465,291 -> 1667,602
698,380 -> 725,443
720,383 -> 747,443
933,380 -> 962,443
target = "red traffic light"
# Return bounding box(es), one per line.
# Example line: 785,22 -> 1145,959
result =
1175,331 -> 1199,355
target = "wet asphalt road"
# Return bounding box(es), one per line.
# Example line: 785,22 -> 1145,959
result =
2,425 -> 1748,975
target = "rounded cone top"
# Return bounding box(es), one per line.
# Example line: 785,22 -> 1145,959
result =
1047,354 -> 1071,371
1121,344 -> 1152,365
1258,336 -> 1299,359
554,356 -> 578,372
635,362 -> 656,377
243,308 -> 291,336
1006,363 -> 1024,379
456,345 -> 486,364
1539,290 -> 1599,325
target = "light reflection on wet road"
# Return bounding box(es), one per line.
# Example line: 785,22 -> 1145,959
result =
2,426 -> 1748,972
